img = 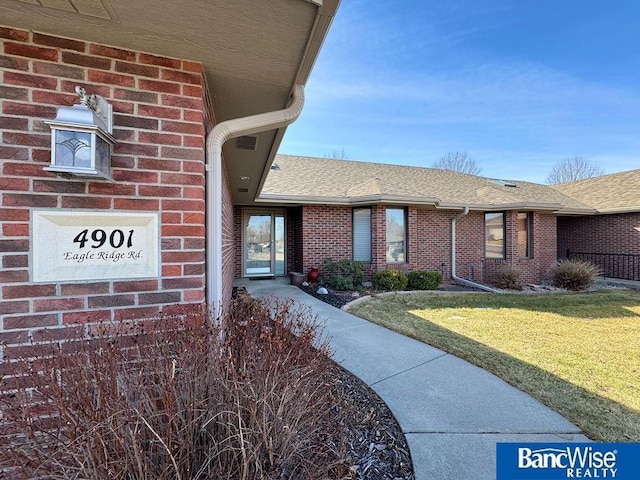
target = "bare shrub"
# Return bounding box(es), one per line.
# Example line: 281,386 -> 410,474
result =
552,259 -> 600,291
0,297 -> 350,479
493,265 -> 523,290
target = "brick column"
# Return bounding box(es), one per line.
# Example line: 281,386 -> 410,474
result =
1,27 -> 217,356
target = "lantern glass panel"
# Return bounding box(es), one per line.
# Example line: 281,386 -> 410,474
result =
55,130 -> 92,168
95,136 -> 111,175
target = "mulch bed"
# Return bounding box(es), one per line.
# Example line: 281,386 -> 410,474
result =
336,364 -> 414,479
298,282 -> 484,479
298,285 -> 418,479
299,283 -> 480,309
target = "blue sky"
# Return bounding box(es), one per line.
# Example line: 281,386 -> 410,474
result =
279,0 -> 640,183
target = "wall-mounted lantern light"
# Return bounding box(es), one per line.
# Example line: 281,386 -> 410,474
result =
45,86 -> 115,180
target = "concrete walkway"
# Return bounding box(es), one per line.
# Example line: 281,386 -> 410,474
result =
237,278 -> 589,480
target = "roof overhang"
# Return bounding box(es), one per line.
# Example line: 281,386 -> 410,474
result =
0,0 -> 339,203
553,209 -> 599,216
255,194 -> 590,214
592,206 -> 640,215
437,202 -> 567,212
255,193 -> 442,207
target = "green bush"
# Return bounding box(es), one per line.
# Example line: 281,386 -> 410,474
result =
493,265 -> 523,290
407,270 -> 442,290
373,269 -> 408,291
552,259 -> 600,291
322,258 -> 365,291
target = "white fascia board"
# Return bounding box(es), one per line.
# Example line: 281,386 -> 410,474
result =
256,193 -> 440,206
554,208 -> 598,216
438,202 -> 566,211
256,195 -> 350,205
593,206 -> 640,214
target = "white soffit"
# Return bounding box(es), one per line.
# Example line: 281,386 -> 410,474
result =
16,0 -> 117,20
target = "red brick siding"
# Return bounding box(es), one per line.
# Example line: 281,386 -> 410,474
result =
557,213 -> 640,279
301,205 -> 352,275
369,205 -> 385,274
0,28 -> 219,353
297,206 -> 455,280
558,213 -> 640,256
289,205 -> 558,285
286,207 -> 299,273
233,205 -> 243,278
483,211 -> 557,284
220,159 -> 234,312
530,212 -> 558,282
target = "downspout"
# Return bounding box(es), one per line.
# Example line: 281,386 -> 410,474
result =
205,85 -> 305,316
451,207 -> 502,293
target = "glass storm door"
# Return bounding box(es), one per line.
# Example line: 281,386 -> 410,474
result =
244,211 -> 285,277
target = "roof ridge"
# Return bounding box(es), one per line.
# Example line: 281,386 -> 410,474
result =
554,168 -> 640,187
275,154 -> 480,179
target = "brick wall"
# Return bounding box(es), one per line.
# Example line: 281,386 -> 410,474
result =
301,205 -> 352,274
286,207 -> 300,273
450,210 -> 484,280
369,205 -> 384,272
291,205 -> 558,285
530,212 -> 558,282
557,213 -> 640,280
233,205 -> 243,278
220,160 -> 234,312
298,205 -> 461,280
483,211 -> 557,284
0,27 -> 218,355
558,213 -> 640,256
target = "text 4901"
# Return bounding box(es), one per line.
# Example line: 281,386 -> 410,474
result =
73,229 -> 134,249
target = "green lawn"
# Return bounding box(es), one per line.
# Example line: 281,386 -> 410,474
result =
348,289 -> 640,442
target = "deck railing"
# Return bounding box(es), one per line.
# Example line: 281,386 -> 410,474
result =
566,250 -> 640,281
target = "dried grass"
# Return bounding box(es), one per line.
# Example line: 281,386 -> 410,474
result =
0,297 -> 351,479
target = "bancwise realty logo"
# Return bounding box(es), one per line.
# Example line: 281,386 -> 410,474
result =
497,443 -> 640,479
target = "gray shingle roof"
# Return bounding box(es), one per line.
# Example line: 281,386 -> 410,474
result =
552,169 -> 640,213
260,155 -> 594,213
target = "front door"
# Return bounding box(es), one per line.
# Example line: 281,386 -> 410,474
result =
243,210 -> 285,277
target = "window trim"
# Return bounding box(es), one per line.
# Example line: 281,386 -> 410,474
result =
484,212 -> 505,259
386,207 -> 408,264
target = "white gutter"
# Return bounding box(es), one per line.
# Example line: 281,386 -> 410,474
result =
451,207 -> 502,293
256,193 -> 441,206
205,85 -> 305,316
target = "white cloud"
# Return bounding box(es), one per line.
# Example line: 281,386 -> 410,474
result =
282,0 -> 640,181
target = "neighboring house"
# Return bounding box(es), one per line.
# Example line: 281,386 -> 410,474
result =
554,169 -> 640,280
236,155 -> 594,286
0,1 -> 338,352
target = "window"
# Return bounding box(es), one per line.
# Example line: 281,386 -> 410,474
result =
353,208 -> 371,262
386,208 -> 406,263
485,212 -> 505,259
517,212 -> 532,258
